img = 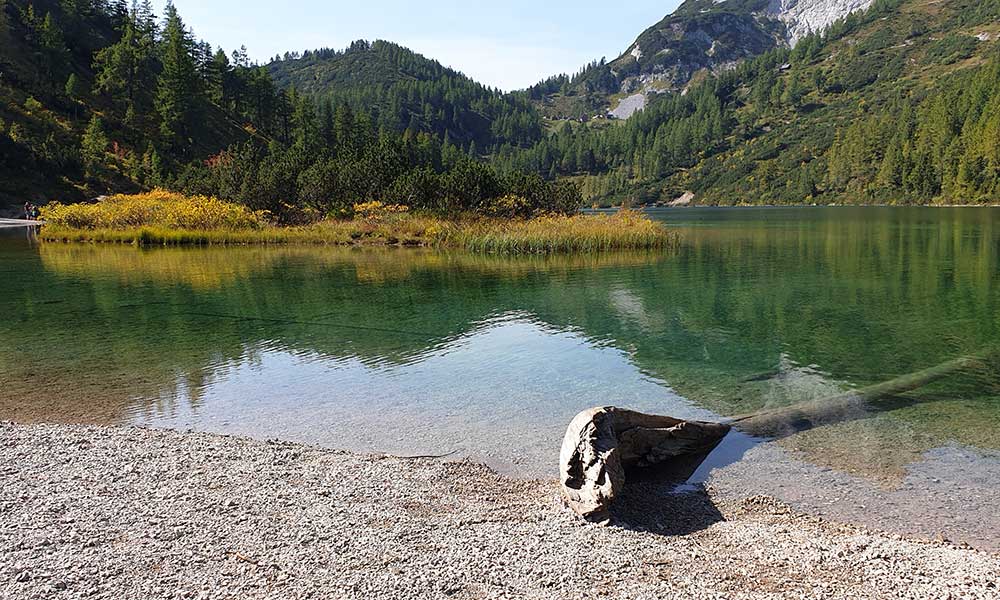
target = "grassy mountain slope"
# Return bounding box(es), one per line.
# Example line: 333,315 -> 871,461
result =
501,0 -> 1000,206
266,40 -> 543,150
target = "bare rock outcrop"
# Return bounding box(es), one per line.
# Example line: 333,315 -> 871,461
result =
559,407 -> 730,521
765,0 -> 875,46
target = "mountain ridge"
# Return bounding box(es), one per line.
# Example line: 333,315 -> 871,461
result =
523,0 -> 876,122
265,40 -> 543,150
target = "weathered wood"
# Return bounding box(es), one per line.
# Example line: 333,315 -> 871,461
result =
559,355 -> 983,521
559,407 -> 730,521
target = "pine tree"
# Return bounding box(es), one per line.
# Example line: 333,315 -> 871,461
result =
58,0 -> 83,40
37,12 -> 70,87
875,139 -> 905,196
65,73 -> 82,118
155,2 -> 200,150
291,94 -> 320,154
135,0 -> 157,39
141,142 -> 163,185
64,73 -> 80,99
207,48 -> 229,104
94,3 -> 158,117
81,115 -> 109,177
108,0 -> 129,29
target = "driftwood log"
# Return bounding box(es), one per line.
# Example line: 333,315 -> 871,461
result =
559,355 -> 981,520
559,407 -> 730,521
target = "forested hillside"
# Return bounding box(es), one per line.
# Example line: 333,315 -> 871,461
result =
497,0 -> 1000,206
266,41 -> 543,151
0,1 -> 575,216
4,0 -> 1000,211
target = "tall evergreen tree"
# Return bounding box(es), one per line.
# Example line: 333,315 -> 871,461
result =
155,2 -> 200,150
64,73 -> 82,117
36,11 -> 69,87
81,114 -> 109,177
93,2 -> 157,117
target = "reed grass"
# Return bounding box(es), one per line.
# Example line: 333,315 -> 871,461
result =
451,210 -> 676,254
40,193 -> 674,253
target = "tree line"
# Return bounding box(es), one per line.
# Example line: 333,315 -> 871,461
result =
0,0 -> 579,216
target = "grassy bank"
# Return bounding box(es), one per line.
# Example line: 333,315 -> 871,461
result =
40,192 -> 675,253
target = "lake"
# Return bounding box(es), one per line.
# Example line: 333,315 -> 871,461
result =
2,207 -> 999,549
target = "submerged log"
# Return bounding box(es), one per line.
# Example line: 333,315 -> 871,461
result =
559,407 -> 730,521
728,355 -> 981,438
559,355 -> 983,521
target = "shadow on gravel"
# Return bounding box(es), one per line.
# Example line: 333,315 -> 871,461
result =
610,480 -> 725,536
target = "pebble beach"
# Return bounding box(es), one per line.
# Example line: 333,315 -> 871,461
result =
2,422 -> 998,599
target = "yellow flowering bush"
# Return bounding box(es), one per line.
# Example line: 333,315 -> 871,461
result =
42,190 -> 269,231
352,201 -> 410,221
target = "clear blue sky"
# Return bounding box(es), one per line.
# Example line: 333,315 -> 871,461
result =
154,1 -> 683,91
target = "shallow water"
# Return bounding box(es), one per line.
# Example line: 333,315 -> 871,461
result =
2,207 -> 999,548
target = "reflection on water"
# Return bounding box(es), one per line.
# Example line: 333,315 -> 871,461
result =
2,206 -> 999,548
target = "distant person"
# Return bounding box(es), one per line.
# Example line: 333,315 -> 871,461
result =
23,202 -> 31,220
32,205 -> 40,220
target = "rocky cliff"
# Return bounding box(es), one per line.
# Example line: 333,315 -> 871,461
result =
606,0 -> 874,116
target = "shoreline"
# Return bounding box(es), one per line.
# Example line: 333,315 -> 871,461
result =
596,204 -> 1000,210
2,422 -> 997,598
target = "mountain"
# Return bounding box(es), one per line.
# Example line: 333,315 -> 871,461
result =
266,41 -> 543,151
499,0 -> 1000,206
529,0 -> 874,120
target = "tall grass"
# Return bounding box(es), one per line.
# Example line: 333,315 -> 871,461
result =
39,193 -> 675,253
41,218 -> 451,247
452,210 -> 675,254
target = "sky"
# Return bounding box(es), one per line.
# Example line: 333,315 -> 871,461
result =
153,1 -> 684,91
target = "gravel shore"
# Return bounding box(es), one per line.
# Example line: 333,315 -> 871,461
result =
2,422 -> 998,599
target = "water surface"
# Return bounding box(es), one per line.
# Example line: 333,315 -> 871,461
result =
2,207 -> 999,548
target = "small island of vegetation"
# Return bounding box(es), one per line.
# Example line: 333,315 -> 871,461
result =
40,190 -> 673,254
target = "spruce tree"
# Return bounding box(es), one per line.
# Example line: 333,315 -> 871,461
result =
81,115 -> 109,177
38,12 -> 69,86
210,49 -> 231,105
65,73 -> 80,99
65,73 -> 82,118
155,2 -> 200,150
94,3 -> 157,117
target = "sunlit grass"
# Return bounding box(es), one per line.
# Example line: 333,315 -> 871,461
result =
40,193 -> 675,253
41,189 -> 269,231
452,210 -> 676,254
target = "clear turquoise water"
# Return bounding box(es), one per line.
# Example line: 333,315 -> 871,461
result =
2,207 -> 999,546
